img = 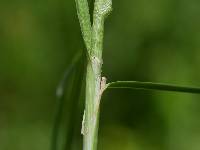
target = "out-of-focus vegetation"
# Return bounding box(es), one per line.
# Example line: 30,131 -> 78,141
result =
0,0 -> 200,150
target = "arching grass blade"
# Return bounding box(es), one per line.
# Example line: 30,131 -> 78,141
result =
51,51 -> 82,150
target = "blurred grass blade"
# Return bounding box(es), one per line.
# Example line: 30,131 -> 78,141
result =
107,81 -> 200,94
56,52 -> 82,99
63,52 -> 86,150
51,51 -> 82,150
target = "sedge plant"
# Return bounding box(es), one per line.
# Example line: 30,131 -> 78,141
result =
51,0 -> 200,150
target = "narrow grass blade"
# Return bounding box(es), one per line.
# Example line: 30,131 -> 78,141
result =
107,81 -> 200,94
51,51 -> 82,150
63,52 -> 86,150
75,0 -> 92,53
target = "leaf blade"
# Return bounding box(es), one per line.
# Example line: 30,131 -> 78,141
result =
51,51 -> 83,150
107,81 -> 200,94
75,0 -> 92,54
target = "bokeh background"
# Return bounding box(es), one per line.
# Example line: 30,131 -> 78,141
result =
1,0 -> 200,150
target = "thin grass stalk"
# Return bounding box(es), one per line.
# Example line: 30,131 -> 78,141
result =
83,1 -> 112,150
75,0 -> 112,150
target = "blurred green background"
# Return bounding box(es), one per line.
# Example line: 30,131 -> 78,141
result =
1,0 -> 200,150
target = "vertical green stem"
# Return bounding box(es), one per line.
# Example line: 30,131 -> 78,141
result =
75,0 -> 112,150
83,1 -> 112,150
